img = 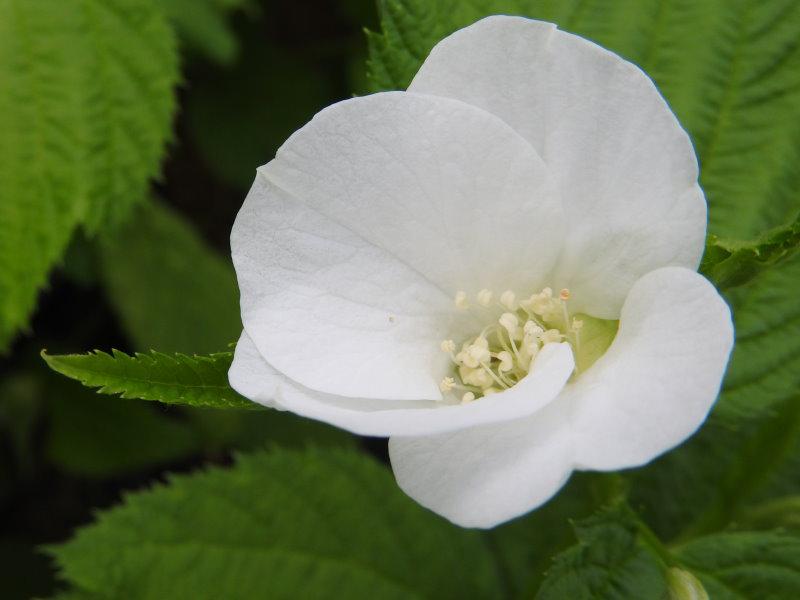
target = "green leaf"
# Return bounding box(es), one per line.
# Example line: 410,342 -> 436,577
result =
0,0 -> 178,350
674,531 -> 800,599
185,29 -> 332,189
716,254 -> 800,421
488,473 -> 625,597
367,0 -> 800,274
41,349 -> 258,410
98,200 -> 241,355
161,0 -> 252,65
535,503 -> 669,599
701,212 -> 800,289
49,447 -> 502,599
737,496 -> 800,531
46,392 -> 198,478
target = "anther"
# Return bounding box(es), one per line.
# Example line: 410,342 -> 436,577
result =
500,290 -> 517,310
439,377 -> 456,392
524,320 -> 543,336
496,350 -> 513,372
498,312 -> 519,334
461,392 -> 476,404
559,288 -> 571,301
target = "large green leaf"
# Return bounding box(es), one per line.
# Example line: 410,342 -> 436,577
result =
0,0 -> 178,350
674,531 -> 800,599
534,503 -> 669,599
367,0 -> 800,252
98,200 -> 241,355
488,473 -> 624,597
41,349 -> 257,410
49,447 -> 502,599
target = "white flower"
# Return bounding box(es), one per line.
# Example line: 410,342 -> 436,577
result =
228,16 -> 733,528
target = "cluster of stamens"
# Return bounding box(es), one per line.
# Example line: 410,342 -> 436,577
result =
440,287 -> 583,404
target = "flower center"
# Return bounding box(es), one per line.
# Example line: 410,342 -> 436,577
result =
439,287 -> 618,404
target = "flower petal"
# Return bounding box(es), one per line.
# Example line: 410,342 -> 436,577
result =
389,399 -> 573,528
409,16 -> 706,318
232,91 -> 563,399
229,330 -> 575,437
569,266 -> 734,470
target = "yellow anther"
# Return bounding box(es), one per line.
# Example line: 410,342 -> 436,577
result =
524,320 -> 543,336
477,289 -> 493,306
467,340 -> 491,365
439,377 -> 456,392
460,365 -> 493,388
500,290 -> 517,310
440,340 -> 456,353
496,350 -> 513,372
559,288 -> 571,301
455,290 -> 469,309
498,312 -> 519,333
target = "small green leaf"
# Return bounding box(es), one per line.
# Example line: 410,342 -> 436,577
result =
701,213 -> 800,289
535,504 -> 669,599
41,349 -> 258,410
161,0 -> 251,65
49,447 -> 502,599
674,531 -> 800,599
98,200 -> 242,355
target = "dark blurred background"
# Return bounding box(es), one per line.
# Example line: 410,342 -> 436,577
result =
0,2 -> 378,597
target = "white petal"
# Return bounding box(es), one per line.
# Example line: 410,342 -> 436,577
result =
229,330 -> 575,438
233,174 -> 452,402
232,90 -> 563,399
569,267 -> 733,470
410,16 -> 706,318
389,398 -> 574,528
228,329 -> 281,410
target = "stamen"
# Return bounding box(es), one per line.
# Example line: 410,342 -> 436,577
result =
439,377 -> 456,392
500,290 -> 517,310
496,350 -> 513,372
498,312 -> 520,338
441,285 -> 601,402
477,289 -> 493,307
